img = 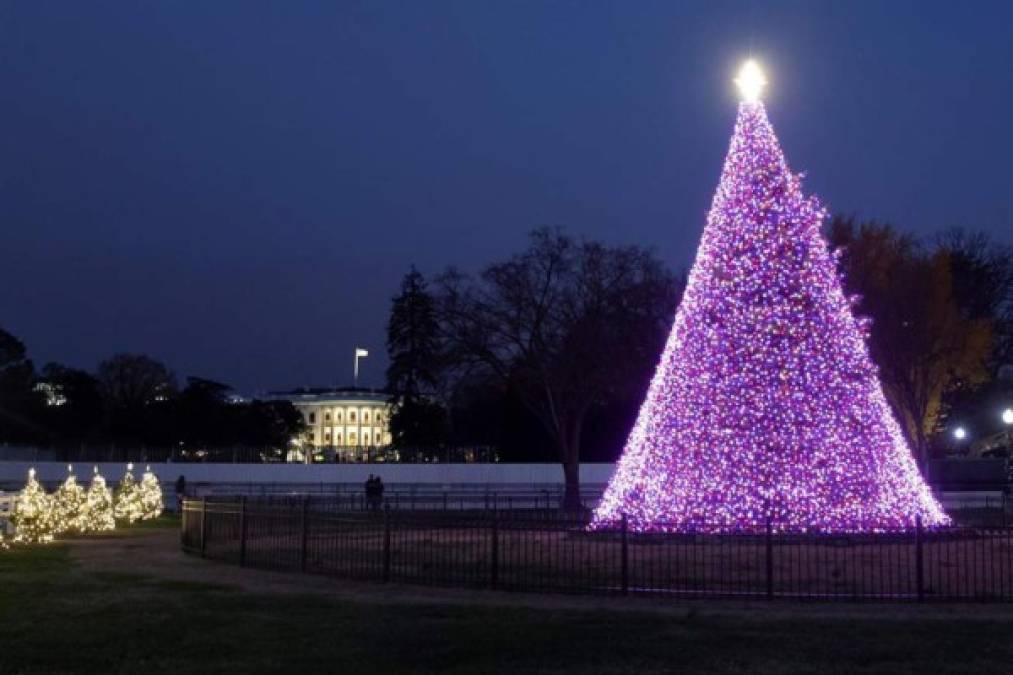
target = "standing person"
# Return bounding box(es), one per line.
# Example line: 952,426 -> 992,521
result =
375,476 -> 385,510
364,474 -> 375,511
174,475 -> 186,512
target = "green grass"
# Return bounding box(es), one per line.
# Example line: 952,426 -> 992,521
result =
2,542 -> 1013,674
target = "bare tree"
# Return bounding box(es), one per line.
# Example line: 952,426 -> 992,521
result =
828,217 -> 995,465
936,229 -> 1013,368
97,353 -> 177,412
436,229 -> 680,509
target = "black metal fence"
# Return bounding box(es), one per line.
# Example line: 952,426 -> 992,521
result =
181,498 -> 1013,601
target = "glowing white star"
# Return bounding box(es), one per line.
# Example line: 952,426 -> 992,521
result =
735,60 -> 767,103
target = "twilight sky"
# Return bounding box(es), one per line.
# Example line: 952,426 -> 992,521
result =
2,1 -> 1011,393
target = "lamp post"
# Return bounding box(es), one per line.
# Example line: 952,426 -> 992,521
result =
953,426 -> 968,455
1002,408 -> 1013,457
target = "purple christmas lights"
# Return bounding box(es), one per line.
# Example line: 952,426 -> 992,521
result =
591,99 -> 949,533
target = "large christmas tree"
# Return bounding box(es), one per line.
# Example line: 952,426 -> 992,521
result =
592,62 -> 948,533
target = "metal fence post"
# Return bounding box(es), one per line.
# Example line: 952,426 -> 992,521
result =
765,513 -> 774,600
916,515 -> 925,602
238,496 -> 247,568
490,512 -> 499,589
200,498 -> 207,558
996,488 -> 1004,531
383,505 -> 392,583
300,496 -> 309,573
620,513 -> 629,596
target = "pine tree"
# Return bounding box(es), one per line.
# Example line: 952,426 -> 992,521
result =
113,464 -> 144,524
52,466 -> 89,534
386,267 -> 446,448
85,467 -> 116,532
139,466 -> 163,520
12,469 -> 55,544
592,62 -> 949,533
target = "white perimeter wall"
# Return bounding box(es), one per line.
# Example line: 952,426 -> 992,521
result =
0,462 -> 617,486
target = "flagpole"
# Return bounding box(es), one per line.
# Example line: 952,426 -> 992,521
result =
353,348 -> 368,388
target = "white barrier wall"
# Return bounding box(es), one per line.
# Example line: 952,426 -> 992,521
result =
0,462 -> 617,487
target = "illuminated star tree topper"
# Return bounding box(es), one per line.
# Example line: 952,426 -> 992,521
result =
592,61 -> 949,533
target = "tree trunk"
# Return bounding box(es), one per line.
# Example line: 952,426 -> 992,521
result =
558,413 -> 586,512
561,455 -> 583,512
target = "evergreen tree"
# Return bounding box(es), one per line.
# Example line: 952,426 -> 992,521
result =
139,466 -> 164,520
52,466 -> 89,534
593,62 -> 947,532
386,267 -> 446,448
85,467 -> 116,532
12,469 -> 55,544
113,464 -> 144,524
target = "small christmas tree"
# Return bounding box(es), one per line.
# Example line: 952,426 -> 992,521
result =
113,463 -> 144,524
53,466 -> 89,534
85,467 -> 116,532
12,469 -> 55,544
139,466 -> 163,521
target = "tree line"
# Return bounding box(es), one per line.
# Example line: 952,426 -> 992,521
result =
0,343 -> 304,454
386,224 -> 1013,506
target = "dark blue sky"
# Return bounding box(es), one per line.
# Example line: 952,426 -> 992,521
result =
2,1 -> 1011,393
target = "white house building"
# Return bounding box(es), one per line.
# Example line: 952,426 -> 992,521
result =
267,388 -> 393,455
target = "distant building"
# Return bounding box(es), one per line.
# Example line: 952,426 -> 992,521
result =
33,381 -> 67,407
266,388 -> 393,453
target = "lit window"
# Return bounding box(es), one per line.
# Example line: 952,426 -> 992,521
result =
350,411 -> 357,423
308,412 -> 316,424
325,412 -> 331,422
364,412 -> 370,423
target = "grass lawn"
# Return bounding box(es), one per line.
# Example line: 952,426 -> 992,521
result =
2,526 -> 1013,674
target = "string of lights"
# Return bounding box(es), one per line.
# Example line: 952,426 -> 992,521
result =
7,464 -> 164,546
591,62 -> 949,534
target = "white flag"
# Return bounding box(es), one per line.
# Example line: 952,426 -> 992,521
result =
355,348 -> 369,357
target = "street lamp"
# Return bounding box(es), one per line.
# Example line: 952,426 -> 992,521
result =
1003,408 -> 1013,456
953,426 -> 967,441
